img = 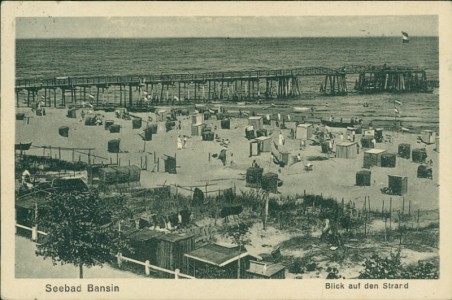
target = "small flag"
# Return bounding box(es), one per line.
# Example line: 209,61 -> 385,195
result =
89,94 -> 95,99
394,107 -> 401,115
395,100 -> 402,105
143,91 -> 148,95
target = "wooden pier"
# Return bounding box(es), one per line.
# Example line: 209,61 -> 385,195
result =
15,65 -> 438,108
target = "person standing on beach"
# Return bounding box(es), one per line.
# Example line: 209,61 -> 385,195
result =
279,131 -> 285,146
177,135 -> 183,150
183,135 -> 187,149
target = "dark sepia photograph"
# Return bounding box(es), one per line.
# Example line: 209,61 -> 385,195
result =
2,2 -> 452,300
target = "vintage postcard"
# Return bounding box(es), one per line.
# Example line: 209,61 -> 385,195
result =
1,1 -> 452,299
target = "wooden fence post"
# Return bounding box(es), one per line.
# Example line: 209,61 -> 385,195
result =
31,225 -> 38,241
175,268 -> 180,279
117,253 -> 122,267
145,260 -> 150,276
389,197 -> 392,230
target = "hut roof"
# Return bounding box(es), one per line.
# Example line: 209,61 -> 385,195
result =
158,232 -> 195,243
365,149 -> 387,155
126,229 -> 164,242
246,261 -> 286,277
337,141 -> 357,147
254,136 -> 271,141
297,123 -> 312,128
16,197 -> 49,210
52,177 -> 88,192
184,243 -> 249,267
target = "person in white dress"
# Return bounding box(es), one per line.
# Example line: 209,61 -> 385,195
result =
278,131 -> 285,146
177,135 -> 183,150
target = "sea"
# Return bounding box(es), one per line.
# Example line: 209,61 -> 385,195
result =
15,37 -> 439,131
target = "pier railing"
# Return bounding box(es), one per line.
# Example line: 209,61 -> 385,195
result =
16,65 -> 431,89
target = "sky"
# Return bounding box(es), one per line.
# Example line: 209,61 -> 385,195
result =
16,16 -> 438,39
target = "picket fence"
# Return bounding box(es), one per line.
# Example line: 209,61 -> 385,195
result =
15,223 -> 195,279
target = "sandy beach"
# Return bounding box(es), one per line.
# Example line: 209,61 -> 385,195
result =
16,101 -> 439,213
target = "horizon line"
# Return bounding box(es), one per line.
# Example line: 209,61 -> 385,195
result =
16,35 -> 439,40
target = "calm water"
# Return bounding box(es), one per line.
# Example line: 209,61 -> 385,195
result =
15,37 -> 439,131
16,37 -> 439,79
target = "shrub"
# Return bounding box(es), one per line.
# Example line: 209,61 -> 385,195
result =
358,250 -> 439,279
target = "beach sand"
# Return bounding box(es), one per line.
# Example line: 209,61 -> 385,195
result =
16,105 -> 439,213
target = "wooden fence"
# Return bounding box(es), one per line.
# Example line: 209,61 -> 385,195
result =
15,223 -> 195,279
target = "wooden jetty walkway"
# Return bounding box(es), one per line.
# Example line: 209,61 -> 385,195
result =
15,65 -> 438,108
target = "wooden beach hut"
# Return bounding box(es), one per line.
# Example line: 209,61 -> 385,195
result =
356,170 -> 371,186
248,116 -> 264,131
107,139 -> 120,153
255,136 -> 272,153
109,124 -> 121,133
335,141 -> 357,159
388,175 -> 408,196
256,129 -> 268,137
245,126 -> 255,140
163,155 -> 177,174
412,148 -> 427,163
104,120 -> 114,130
417,165 -> 433,179
156,110 -> 167,122
191,123 -> 206,136
58,126 -> 69,137
421,130 -> 436,144
221,119 -> 230,129
156,233 -> 195,275
296,124 -> 313,140
132,117 -> 142,129
143,127 -> 153,141
67,108 -> 77,119
363,148 -> 387,168
191,113 -> 204,124
380,153 -> 397,168
262,172 -> 279,194
363,129 -> 375,138
123,229 -> 164,264
398,143 -> 411,159
250,140 -> 261,157
361,136 -> 374,148
246,167 -> 263,188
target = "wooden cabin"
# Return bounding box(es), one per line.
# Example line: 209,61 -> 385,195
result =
248,116 -> 264,131
250,140 -> 261,157
388,175 -> 408,196
356,170 -> 371,186
254,136 -> 272,152
335,141 -> 357,159
191,123 -> 206,136
421,130 -> 436,144
156,233 -> 195,276
363,149 -> 387,168
191,113 -> 204,125
296,123 -> 313,140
